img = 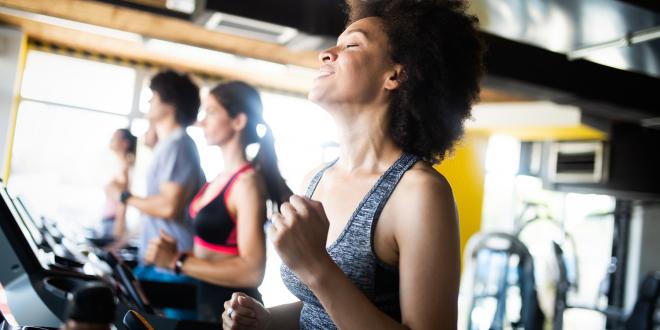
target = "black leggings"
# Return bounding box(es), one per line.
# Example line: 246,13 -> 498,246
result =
196,281 -> 262,322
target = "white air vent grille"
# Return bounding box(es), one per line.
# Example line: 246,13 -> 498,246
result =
548,141 -> 608,183
202,12 -> 298,44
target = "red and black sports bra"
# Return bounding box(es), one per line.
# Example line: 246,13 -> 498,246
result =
189,163 -> 253,255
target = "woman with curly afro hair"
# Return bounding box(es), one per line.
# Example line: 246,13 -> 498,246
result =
222,0 -> 484,329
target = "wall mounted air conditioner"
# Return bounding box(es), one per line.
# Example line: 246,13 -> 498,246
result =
548,141 -> 608,184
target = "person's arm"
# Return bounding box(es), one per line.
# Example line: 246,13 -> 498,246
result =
222,293 -> 302,330
271,170 -> 460,330
112,159 -> 131,238
112,202 -> 127,238
145,172 -> 267,287
395,172 -> 460,328
124,182 -> 186,220
128,140 -> 201,220
265,301 -> 302,329
180,172 -> 267,287
106,178 -> 187,221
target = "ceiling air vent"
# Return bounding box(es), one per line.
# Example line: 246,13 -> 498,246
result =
548,141 -> 608,183
198,11 -> 298,45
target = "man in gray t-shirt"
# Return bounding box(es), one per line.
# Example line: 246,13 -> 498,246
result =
138,126 -> 204,261
109,71 -> 204,283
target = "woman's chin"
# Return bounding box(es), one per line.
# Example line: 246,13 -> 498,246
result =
307,87 -> 333,107
203,137 -> 215,146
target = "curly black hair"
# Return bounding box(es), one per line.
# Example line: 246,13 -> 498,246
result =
149,70 -> 200,127
348,0 -> 485,162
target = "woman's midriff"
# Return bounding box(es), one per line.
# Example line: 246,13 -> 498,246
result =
194,243 -> 236,261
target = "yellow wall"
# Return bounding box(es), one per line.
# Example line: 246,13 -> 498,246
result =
434,134 -> 488,265
468,125 -> 606,141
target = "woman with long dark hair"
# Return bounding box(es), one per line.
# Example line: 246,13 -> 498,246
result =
144,81 -> 291,322
222,0 -> 484,329
101,128 -> 136,240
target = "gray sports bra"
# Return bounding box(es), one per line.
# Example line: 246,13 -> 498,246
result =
280,152 -> 419,329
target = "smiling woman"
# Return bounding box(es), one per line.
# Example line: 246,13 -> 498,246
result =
221,1 -> 485,330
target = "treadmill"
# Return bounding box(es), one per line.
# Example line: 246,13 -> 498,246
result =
1,306 -> 55,330
0,182 -> 217,329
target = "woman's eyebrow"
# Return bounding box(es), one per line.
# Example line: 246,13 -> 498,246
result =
344,28 -> 369,39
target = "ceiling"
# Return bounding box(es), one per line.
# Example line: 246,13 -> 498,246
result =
139,0 -> 660,126
2,0 -> 660,132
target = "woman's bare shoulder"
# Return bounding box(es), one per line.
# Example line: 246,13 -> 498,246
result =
389,161 -> 457,228
399,161 -> 453,197
233,168 -> 266,197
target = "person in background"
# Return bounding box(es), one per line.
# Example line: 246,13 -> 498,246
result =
144,81 -> 292,322
100,128 -> 136,241
222,0 -> 484,329
104,124 -> 157,253
108,70 -> 205,319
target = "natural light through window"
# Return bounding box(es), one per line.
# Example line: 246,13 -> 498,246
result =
21,51 -> 136,114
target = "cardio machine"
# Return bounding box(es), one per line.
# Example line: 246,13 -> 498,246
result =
463,232 -> 545,330
0,181 -> 216,329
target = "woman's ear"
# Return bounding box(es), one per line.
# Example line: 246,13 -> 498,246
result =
233,112 -> 248,131
384,64 -> 405,91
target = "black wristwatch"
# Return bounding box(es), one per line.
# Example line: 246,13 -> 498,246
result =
119,190 -> 132,204
174,253 -> 189,275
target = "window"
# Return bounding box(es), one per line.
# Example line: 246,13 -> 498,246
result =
262,91 -> 338,190
9,51 -> 136,233
21,51 -> 135,114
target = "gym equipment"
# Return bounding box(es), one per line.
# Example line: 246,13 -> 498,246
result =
562,271 -> 660,330
0,181 -> 216,329
463,232 -> 545,330
0,298 -> 57,329
123,310 -> 155,330
514,203 -> 579,330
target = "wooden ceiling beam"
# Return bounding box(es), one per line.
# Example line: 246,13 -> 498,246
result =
479,88 -> 531,103
124,0 -> 168,9
0,12 -> 314,94
0,0 -> 320,68
0,0 -> 532,101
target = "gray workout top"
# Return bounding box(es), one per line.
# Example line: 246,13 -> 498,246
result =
280,152 -> 419,329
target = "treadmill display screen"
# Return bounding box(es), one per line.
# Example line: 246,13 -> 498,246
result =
12,198 -> 44,247
0,185 -> 44,265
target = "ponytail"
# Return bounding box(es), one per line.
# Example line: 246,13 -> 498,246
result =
252,124 -> 292,208
209,81 -> 292,208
